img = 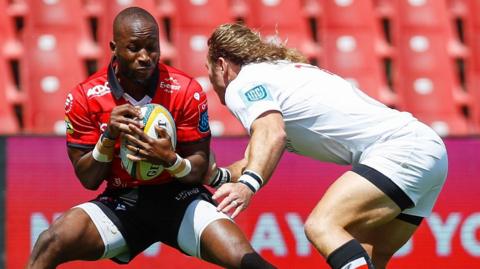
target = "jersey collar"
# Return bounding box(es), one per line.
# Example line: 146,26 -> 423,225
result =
107,57 -> 160,100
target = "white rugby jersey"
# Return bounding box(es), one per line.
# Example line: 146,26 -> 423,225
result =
225,61 -> 417,165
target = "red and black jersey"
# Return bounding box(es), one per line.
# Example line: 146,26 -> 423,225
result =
65,60 -> 211,189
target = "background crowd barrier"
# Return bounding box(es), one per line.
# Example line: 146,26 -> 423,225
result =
2,136 -> 479,268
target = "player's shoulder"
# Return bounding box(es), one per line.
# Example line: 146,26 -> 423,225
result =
229,63 -> 269,92
73,66 -> 109,97
158,63 -> 202,92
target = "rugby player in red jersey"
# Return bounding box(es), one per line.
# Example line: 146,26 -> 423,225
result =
26,7 -> 275,269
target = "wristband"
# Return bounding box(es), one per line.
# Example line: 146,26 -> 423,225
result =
92,134 -> 116,163
209,167 -> 232,189
238,170 -> 264,193
166,153 -> 192,178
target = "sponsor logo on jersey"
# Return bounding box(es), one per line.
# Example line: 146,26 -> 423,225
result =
198,100 -> 210,133
160,77 -> 181,93
241,85 -> 273,106
64,116 -> 74,134
87,82 -> 110,98
65,93 -> 73,113
175,188 -> 200,201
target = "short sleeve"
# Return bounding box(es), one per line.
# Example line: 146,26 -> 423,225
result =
65,85 -> 100,148
225,83 -> 281,134
175,79 -> 211,143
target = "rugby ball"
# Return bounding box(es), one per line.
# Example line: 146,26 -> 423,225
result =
120,103 -> 177,180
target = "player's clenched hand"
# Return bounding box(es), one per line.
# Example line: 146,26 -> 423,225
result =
107,104 -> 143,138
123,124 -> 177,166
212,183 -> 254,218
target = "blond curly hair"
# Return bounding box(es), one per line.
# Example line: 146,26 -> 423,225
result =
207,23 -> 308,66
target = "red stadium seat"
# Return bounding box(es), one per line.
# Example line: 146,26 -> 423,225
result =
395,0 -> 472,136
0,54 -> 20,134
247,0 -> 307,28
27,0 -> 100,60
83,0 -> 104,17
5,0 -> 28,17
466,0 -> 480,132
303,0 -> 323,17
244,0 -> 319,59
321,30 -> 395,106
170,1 -> 245,136
19,0 -> 108,133
323,0 -> 379,28
173,27 -> 211,78
399,0 -> 452,27
0,0 -> 24,133
230,0 -> 249,18
157,0 -> 176,17
374,0 -> 397,18
0,0 -> 23,59
320,0 -> 395,106
401,0 -> 467,58
174,0 -> 233,27
173,28 -> 245,136
446,0 -> 480,134
21,29 -> 87,134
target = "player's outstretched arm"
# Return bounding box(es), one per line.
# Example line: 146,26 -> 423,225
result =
213,111 -> 286,218
244,111 -> 286,182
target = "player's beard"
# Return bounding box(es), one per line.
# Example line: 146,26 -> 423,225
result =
117,59 -> 153,86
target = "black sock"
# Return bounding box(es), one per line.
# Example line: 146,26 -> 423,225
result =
326,239 -> 375,269
240,252 -> 277,269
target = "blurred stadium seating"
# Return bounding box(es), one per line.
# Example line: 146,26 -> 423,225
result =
319,0 -> 395,106
0,0 -> 479,136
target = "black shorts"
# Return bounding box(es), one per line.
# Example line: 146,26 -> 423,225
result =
90,181 -> 215,264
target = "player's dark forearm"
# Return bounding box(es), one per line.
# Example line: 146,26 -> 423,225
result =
174,155 -> 208,185
73,152 -> 111,190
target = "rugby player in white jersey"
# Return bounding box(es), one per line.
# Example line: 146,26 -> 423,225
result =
205,23 -> 448,269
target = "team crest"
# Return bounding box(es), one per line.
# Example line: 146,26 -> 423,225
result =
198,100 -> 210,133
241,85 -> 272,106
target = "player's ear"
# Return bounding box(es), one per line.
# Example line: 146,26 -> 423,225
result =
217,57 -> 227,72
215,57 -> 226,71
109,41 -> 116,55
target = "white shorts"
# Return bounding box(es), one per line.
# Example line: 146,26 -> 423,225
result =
357,120 -> 448,217
75,198 -> 230,261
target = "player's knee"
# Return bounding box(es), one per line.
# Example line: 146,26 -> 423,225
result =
33,227 -> 65,260
36,215 -> 82,259
304,214 -> 333,244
